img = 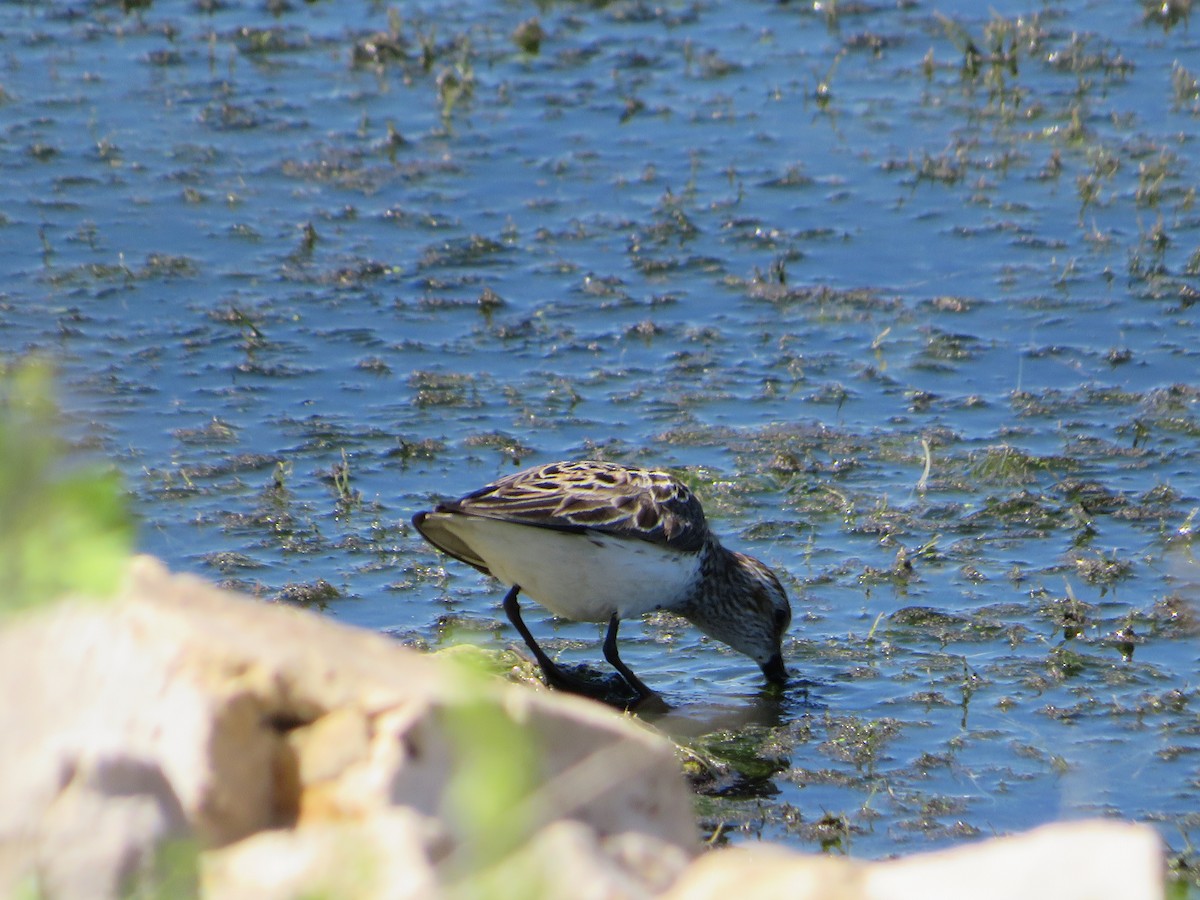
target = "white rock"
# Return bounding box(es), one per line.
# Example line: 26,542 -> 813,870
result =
33,755 -> 190,899
862,820 -> 1164,900
447,818 -> 693,900
666,820 -> 1164,900
202,809 -> 440,900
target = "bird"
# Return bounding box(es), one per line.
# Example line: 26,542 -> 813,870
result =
411,459 -> 791,702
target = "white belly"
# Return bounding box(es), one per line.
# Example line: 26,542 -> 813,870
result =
429,515 -> 701,622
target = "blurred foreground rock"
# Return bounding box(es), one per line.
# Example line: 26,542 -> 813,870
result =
0,556 -> 694,898
0,556 -> 1167,899
670,820 -> 1163,900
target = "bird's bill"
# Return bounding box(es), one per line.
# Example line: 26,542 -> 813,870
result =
760,652 -> 788,685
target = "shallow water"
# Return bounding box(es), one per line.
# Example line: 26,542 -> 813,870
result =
3,0 -> 1199,876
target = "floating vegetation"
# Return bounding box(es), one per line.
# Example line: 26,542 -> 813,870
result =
511,17 -> 545,55
462,432 -> 534,465
39,252 -> 198,287
1143,0 -> 1193,32
1071,549 -> 1134,588
408,370 -> 482,408
272,578 -> 341,608
818,715 -> 902,775
232,25 -> 312,56
967,445 -> 1066,486
172,418 -> 238,446
419,234 -> 508,269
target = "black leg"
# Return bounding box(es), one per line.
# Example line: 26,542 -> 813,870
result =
502,585 -> 597,693
602,614 -> 655,701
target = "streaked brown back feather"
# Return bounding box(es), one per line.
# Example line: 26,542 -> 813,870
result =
433,460 -> 709,553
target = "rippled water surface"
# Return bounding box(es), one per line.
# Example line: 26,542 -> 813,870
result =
3,0 -> 1200,875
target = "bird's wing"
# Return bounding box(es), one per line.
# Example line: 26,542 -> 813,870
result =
433,460 -> 709,553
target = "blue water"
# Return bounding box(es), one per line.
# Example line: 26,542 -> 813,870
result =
2,0 -> 1198,871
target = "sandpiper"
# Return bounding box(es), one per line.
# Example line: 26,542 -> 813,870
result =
412,460 -> 791,701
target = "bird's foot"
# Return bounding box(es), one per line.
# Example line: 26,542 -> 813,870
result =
538,661 -> 666,711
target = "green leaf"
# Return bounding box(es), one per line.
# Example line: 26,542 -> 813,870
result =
0,359 -> 133,614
